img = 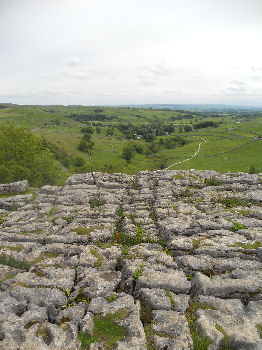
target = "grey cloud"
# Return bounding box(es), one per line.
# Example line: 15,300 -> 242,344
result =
230,80 -> 246,86
63,57 -> 81,67
251,76 -> 261,80
226,80 -> 247,92
251,66 -> 262,72
227,86 -> 247,92
141,64 -> 172,77
140,80 -> 156,86
60,70 -> 88,80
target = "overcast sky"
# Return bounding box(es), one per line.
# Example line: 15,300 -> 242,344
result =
1,0 -> 262,106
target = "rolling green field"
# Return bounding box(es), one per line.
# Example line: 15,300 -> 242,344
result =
0,104 -> 261,176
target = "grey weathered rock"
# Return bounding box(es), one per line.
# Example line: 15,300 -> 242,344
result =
135,269 -> 191,294
0,180 -> 29,195
0,170 -> 262,349
151,310 -> 193,349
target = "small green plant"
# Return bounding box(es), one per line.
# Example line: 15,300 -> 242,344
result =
133,264 -> 144,280
149,208 -> 157,224
62,216 -> 74,224
134,226 -> 144,243
129,213 -> 137,226
215,324 -> 233,350
238,209 -> 253,217
162,248 -> 172,256
230,221 -> 248,232
173,173 -> 183,180
144,236 -> 157,244
90,248 -> 103,267
51,217 -> 59,224
95,242 -> 114,249
116,206 -> 125,218
249,166 -> 256,174
165,289 -> 175,310
72,225 -> 104,235
61,287 -> 77,309
192,239 -> 200,250
140,302 -> 155,350
179,188 -> 192,198
217,197 -> 249,208
257,324 -> 262,339
47,206 -> 56,216
0,245 -> 23,252
78,310 -> 126,349
119,226 -> 145,246
0,253 -> 31,271
186,274 -> 193,281
121,246 -> 129,256
107,294 -> 118,303
158,234 -> 167,248
204,176 -> 222,186
185,302 -> 215,350
229,241 -> 262,249
172,204 -> 178,211
89,197 -> 106,208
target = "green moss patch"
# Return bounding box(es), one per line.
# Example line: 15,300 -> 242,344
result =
230,221 -> 248,232
78,310 -> 127,349
229,241 -> 262,249
89,198 -> 106,208
173,173 -> 184,180
165,289 -> 175,310
204,177 -> 222,186
72,225 -> 104,235
215,324 -> 233,350
106,294 -> 118,303
90,248 -> 103,267
0,245 -> 23,252
257,324 -> 262,339
0,253 -> 31,270
185,302 -> 216,350
133,264 -> 144,280
217,197 -> 249,208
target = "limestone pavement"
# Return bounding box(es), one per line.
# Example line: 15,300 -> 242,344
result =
0,170 -> 261,349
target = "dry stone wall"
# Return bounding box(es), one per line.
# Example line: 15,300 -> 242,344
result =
0,170 -> 262,350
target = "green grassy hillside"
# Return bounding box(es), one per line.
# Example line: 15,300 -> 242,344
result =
0,104 -> 261,180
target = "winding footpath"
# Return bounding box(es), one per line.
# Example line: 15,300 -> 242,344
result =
165,136 -> 207,170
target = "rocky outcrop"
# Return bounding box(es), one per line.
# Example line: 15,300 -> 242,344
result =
0,170 -> 262,349
0,180 -> 29,195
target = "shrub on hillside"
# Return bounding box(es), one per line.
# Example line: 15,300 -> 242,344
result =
0,123 -> 66,186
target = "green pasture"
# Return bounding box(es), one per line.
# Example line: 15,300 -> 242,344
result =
168,139 -> 262,173
0,104 -> 261,175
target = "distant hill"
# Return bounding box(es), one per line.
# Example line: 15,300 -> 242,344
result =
114,104 -> 262,112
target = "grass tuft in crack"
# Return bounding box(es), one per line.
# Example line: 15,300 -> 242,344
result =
78,310 -> 127,349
